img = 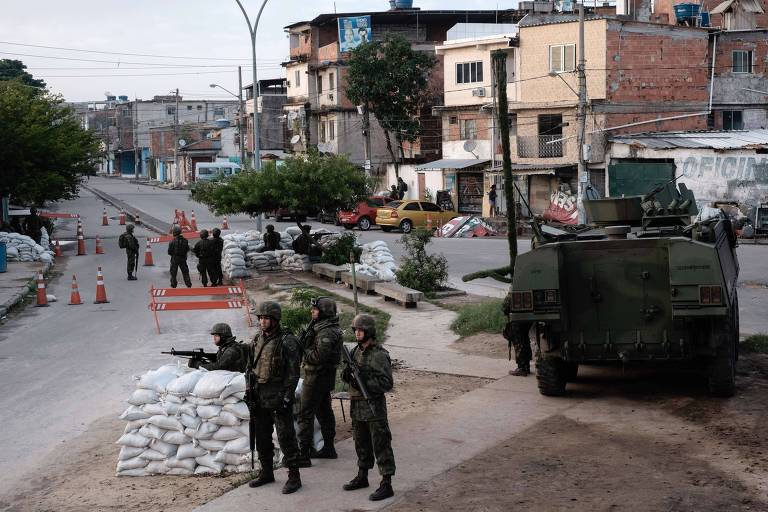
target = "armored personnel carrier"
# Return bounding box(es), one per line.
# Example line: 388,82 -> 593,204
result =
507,183 -> 740,397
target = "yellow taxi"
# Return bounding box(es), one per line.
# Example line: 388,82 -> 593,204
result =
375,200 -> 458,233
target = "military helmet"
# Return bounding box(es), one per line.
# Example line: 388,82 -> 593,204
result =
126,223 -> 135,233
212,227 -> 221,237
255,301 -> 282,321
352,314 -> 376,339
210,322 -> 233,337
311,296 -> 337,319
172,225 -> 182,236
199,229 -> 209,239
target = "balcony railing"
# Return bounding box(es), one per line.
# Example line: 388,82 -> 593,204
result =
516,135 -> 564,158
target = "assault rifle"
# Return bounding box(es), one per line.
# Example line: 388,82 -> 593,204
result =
161,348 -> 217,365
297,319 -> 317,351
342,344 -> 376,415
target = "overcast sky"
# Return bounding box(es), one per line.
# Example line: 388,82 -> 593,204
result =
0,0 -> 509,102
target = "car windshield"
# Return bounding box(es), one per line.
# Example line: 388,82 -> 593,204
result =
385,201 -> 402,208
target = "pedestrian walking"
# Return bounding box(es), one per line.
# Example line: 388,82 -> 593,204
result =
341,314 -> 396,502
192,229 -> 216,287
211,227 -> 224,286
167,226 -> 192,288
396,177 -> 408,200
297,297 -> 343,467
246,301 -> 303,494
488,184 -> 498,217
118,223 -> 140,280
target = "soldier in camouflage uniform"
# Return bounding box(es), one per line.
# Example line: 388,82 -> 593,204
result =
296,297 -> 343,467
341,314 -> 396,502
503,291 -> 532,376
188,323 -> 247,372
167,226 -> 192,288
118,224 -> 140,281
211,228 -> 224,286
192,229 -> 215,287
246,301 -> 303,494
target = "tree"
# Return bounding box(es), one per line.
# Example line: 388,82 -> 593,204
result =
346,35 -> 436,178
191,151 -> 373,218
0,80 -> 101,205
0,59 -> 46,88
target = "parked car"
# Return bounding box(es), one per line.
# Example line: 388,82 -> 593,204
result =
338,196 -> 389,231
264,208 -> 307,222
317,208 -> 341,225
375,200 -> 458,234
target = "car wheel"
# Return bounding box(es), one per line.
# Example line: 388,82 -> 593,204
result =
381,226 -> 393,233
400,219 -> 413,233
358,217 -> 372,231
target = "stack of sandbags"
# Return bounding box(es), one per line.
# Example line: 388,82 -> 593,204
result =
316,232 -> 342,250
357,240 -> 398,281
247,251 -> 279,271
0,232 -> 54,263
222,240 -> 250,280
279,232 -> 293,250
280,253 -> 312,272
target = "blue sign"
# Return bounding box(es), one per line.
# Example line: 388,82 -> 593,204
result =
338,16 -> 372,53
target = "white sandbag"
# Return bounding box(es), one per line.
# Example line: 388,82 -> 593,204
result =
166,456 -> 197,472
167,468 -> 194,476
194,466 -> 220,475
191,421 -> 219,440
219,395 -> 240,405
179,403 -> 197,417
214,451 -> 251,466
222,402 -> 250,420
142,403 -> 167,417
128,389 -> 159,406
195,454 -> 224,472
196,405 -> 222,420
117,468 -> 150,477
177,443 -> 207,459
138,424 -> 166,440
220,374 -> 246,399
209,411 -> 240,427
194,371 -> 237,399
197,439 -> 226,452
150,440 -> 178,457
184,427 -> 197,438
118,446 -> 146,461
186,396 -> 215,406
212,426 -> 244,441
180,413 -> 202,430
124,419 -> 149,432
119,405 -> 150,422
147,415 -> 184,432
162,431 -> 191,445
137,365 -> 182,393
162,401 -> 182,416
166,370 -> 206,396
146,461 -> 169,474
116,432 -> 150,448
164,394 -> 183,404
116,456 -> 150,471
139,449 -> 167,461
222,437 -> 250,454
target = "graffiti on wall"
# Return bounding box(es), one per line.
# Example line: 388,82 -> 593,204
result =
677,154 -> 768,207
543,189 -> 579,224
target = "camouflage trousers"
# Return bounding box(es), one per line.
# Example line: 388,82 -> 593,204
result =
351,409 -> 396,477
126,250 -> 138,275
505,321 -> 533,371
297,367 -> 336,451
250,399 -> 300,469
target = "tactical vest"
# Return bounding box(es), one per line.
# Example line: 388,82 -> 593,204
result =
252,331 -> 288,384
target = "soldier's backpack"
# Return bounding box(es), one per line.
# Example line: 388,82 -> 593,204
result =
118,233 -> 127,249
401,182 -> 408,192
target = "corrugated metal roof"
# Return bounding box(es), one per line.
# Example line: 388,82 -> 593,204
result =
518,13 -> 611,27
415,158 -> 490,170
610,130 -> 768,150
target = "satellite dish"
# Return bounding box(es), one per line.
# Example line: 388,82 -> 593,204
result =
290,135 -> 301,144
178,139 -> 187,147
287,111 -> 298,121
463,140 -> 477,153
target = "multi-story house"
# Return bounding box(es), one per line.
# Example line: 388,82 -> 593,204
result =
244,78 -> 288,159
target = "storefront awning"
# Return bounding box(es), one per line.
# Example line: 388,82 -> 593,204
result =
415,158 -> 490,171
489,163 -> 573,176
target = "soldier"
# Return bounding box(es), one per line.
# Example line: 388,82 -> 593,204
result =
189,323 -> 247,372
118,223 -> 140,281
167,226 -> 192,288
23,207 -> 44,244
246,301 -> 303,494
503,291 -> 532,376
192,229 -> 215,287
262,224 -> 281,252
292,224 -> 321,257
296,297 -> 343,467
211,227 -> 224,286
341,314 -> 396,502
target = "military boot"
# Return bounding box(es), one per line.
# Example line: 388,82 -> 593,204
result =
509,366 -> 530,377
343,468 -> 369,491
369,475 -> 394,501
296,448 -> 312,468
248,461 -> 275,488
310,442 -> 338,459
282,468 -> 302,494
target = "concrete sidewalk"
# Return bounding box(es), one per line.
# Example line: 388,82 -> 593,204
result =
0,260 -> 52,318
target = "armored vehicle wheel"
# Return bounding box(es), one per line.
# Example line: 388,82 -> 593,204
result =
708,332 -> 736,398
536,357 -> 567,396
564,362 -> 579,382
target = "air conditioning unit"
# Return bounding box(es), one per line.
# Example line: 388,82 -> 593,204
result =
471,88 -> 486,97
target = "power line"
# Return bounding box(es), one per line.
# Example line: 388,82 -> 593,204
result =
0,50 -> 283,68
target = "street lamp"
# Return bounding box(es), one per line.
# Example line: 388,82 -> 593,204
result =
210,81 -> 246,165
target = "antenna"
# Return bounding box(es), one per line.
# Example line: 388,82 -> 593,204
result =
463,140 -> 479,158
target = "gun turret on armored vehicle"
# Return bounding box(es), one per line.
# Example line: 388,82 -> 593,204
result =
507,182 -> 740,397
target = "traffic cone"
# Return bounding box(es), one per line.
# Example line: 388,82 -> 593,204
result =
54,240 -> 62,257
426,215 -> 433,231
119,209 -> 126,225
77,223 -> 87,256
94,267 -> 109,304
143,239 -> 154,266
102,208 -> 109,226
35,271 -> 49,307
222,216 -> 230,230
95,236 -> 105,254
134,212 -> 141,225
190,210 -> 198,231
69,274 -> 83,305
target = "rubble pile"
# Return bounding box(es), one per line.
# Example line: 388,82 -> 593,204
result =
354,240 -> 398,281
0,232 -> 55,263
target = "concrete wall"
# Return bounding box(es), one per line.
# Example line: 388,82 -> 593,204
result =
286,62 -> 312,104
439,38 -> 518,106
385,164 -> 443,201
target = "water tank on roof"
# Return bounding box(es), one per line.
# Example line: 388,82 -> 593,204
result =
215,119 -> 230,128
118,95 -> 128,101
674,3 -> 700,24
392,0 -> 414,8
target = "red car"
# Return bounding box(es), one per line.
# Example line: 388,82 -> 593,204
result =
339,196 -> 389,231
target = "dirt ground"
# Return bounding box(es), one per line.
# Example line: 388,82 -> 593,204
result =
0,369 -> 489,512
449,333 -> 509,360
389,353 -> 768,512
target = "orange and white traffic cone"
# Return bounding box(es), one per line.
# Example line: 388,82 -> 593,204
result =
190,210 -> 198,231
69,274 -> 83,305
222,216 -> 230,230
35,271 -> 49,307
77,223 -> 87,256
119,209 -> 126,225
102,208 -> 109,226
143,240 -> 154,266
134,212 -> 141,225
426,215 -> 433,232
94,267 -> 109,304
95,236 -> 105,254
54,240 -> 62,257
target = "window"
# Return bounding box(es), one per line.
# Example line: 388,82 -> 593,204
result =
723,110 -> 744,130
456,61 -> 484,84
509,114 -> 517,136
197,105 -> 202,111
732,50 -> 753,73
368,198 -> 385,207
121,109 -> 130,117
549,44 -> 576,73
187,105 -> 193,110
319,121 -> 326,142
317,75 -> 323,95
449,116 -> 458,125
329,72 -> 335,90
420,202 -> 441,212
460,119 -> 477,140
329,120 -> 335,140
403,202 -> 421,211
294,70 -> 301,88
167,106 -> 176,115
214,107 -> 225,117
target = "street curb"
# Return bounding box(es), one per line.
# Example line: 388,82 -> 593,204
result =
0,260 -> 53,319
82,185 -> 171,235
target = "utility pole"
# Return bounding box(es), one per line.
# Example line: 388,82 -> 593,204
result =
362,105 -> 372,175
238,66 -> 246,166
133,98 -> 139,179
492,50 -> 517,275
576,3 -> 588,224
173,88 -> 180,184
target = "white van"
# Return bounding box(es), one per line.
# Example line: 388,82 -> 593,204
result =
195,162 -> 242,182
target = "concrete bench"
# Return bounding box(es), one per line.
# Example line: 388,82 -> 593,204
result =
340,271 -> 381,294
375,281 -> 424,309
312,263 -> 347,283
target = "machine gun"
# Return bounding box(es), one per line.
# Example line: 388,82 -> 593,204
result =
161,348 -> 217,366
297,319 -> 317,352
342,344 -> 376,415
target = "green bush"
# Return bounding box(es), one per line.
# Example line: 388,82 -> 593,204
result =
320,232 -> 360,266
395,229 -> 448,293
742,334 -> 768,353
450,299 -> 506,337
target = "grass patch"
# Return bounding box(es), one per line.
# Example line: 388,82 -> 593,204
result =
741,334 -> 768,353
449,299 -> 506,337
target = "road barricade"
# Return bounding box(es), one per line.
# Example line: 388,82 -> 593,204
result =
148,281 -> 252,334
147,231 -> 200,244
40,212 -> 79,219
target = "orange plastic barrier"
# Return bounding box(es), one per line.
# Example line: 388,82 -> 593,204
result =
40,212 -> 79,219
148,231 -> 200,244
